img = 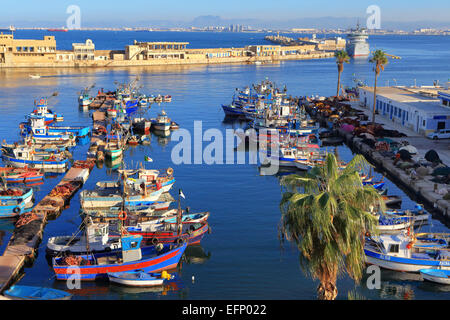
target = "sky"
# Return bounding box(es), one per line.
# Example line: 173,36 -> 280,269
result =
1,0 -> 449,28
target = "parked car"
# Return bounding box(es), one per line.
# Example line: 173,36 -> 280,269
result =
427,129 -> 450,140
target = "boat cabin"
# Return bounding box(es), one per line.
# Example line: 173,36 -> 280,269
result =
121,234 -> 143,263
375,234 -> 412,258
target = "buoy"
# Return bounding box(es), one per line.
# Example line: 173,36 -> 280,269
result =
192,275 -> 195,283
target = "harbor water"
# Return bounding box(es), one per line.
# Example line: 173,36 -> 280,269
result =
0,31 -> 449,299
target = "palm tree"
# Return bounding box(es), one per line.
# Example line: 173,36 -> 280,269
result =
369,50 -> 388,125
334,50 -> 350,98
279,153 -> 384,300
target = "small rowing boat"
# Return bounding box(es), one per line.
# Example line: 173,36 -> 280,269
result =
108,270 -> 174,287
420,269 -> 450,285
3,285 -> 72,300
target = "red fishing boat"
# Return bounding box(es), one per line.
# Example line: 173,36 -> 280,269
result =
0,167 -> 44,184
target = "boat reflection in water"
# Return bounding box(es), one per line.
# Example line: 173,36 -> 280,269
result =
379,282 -> 415,300
105,157 -> 123,170
359,268 -> 419,300
183,244 -> 211,265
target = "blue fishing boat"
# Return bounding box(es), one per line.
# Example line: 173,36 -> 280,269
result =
3,285 -> 72,300
420,269 -> 450,285
52,235 -> 187,281
29,98 -> 63,124
20,117 -> 75,144
365,232 -> 450,272
385,204 -> 430,225
123,99 -> 139,114
0,187 -> 34,208
1,145 -> 69,171
0,198 -> 27,218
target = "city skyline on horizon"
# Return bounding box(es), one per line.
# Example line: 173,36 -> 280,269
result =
1,1 -> 450,30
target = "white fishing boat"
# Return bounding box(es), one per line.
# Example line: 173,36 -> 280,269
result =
364,231 -> 450,272
377,214 -> 414,232
46,219 -> 121,255
1,145 -> 69,170
151,110 -> 171,132
29,74 -> 41,79
80,178 -> 165,210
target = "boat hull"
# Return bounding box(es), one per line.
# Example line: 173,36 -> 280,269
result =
365,248 -> 450,272
420,269 -> 450,285
53,244 -> 186,281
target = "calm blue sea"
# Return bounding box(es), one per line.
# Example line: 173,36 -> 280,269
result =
0,31 -> 449,300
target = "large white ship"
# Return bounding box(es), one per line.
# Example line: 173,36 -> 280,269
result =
346,23 -> 369,58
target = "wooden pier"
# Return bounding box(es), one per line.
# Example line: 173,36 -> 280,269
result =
0,159 -> 96,293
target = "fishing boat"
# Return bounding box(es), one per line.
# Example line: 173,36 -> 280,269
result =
151,110 -> 171,132
161,212 -> 210,224
127,135 -> 139,146
125,222 -> 209,246
1,145 -> 69,171
104,139 -> 123,160
170,122 -> 179,130
0,187 -> 33,208
45,125 -> 90,138
140,135 -> 151,145
46,219 -> 121,256
82,200 -> 173,220
381,195 -> 402,207
122,99 -> 139,114
162,95 -> 172,102
108,270 -> 174,287
121,168 -> 175,193
29,98 -> 63,125
0,167 -> 44,184
21,118 -> 90,139
138,98 -> 148,107
0,198 -> 27,218
29,74 -> 41,79
385,205 -> 430,225
3,285 -> 72,300
80,178 -> 165,210
52,235 -> 187,281
132,118 -> 152,134
267,144 -> 323,168
420,269 -> 450,285
364,231 -> 450,272
377,214 -> 413,232
78,88 -> 94,107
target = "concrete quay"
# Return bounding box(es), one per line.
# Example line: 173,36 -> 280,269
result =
336,126 -> 450,220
